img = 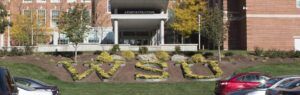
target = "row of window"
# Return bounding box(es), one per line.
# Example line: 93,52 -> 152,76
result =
23,0 -> 91,3
23,9 -> 90,28
297,0 -> 300,8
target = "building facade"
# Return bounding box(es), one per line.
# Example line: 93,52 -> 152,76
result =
2,0 -> 300,51
224,0 -> 300,51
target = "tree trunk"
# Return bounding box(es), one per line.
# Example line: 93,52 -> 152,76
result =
218,41 -> 222,62
74,43 -> 78,64
173,31 -> 176,44
181,36 -> 184,44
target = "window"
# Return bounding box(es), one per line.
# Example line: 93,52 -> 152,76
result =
297,0 -> 300,8
37,0 -> 46,3
88,30 -> 99,43
51,10 -> 60,27
81,0 -> 90,3
51,0 -> 60,3
67,0 -> 76,3
107,0 -> 111,13
23,10 -> 32,20
38,9 -> 46,27
23,0 -> 32,3
58,34 -> 69,44
237,75 -> 259,82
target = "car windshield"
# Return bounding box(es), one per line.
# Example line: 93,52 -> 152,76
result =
258,78 -> 282,88
31,78 -> 51,86
16,83 -> 36,91
278,80 -> 300,89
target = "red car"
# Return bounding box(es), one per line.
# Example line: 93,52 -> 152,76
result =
215,72 -> 270,95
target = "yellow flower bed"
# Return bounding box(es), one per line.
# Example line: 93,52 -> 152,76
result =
121,51 -> 135,60
59,60 -> 124,80
96,51 -> 113,63
135,61 -> 169,79
155,51 -> 170,61
181,60 -> 223,79
191,54 -> 206,63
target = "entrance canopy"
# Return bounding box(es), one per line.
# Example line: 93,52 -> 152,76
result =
111,14 -> 168,31
111,0 -> 169,12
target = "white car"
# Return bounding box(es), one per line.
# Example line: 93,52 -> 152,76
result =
229,75 -> 300,95
17,83 -> 53,95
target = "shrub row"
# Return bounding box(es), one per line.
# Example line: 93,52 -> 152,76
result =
135,72 -> 169,79
59,60 -> 124,80
181,60 -> 223,79
121,51 -> 135,60
254,47 -> 300,58
135,62 -> 167,72
135,61 -> 169,79
181,62 -> 213,79
207,61 -> 223,77
0,46 -> 34,56
96,51 -> 113,63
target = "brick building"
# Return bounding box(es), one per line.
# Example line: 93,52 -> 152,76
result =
1,0 -> 300,51
0,0 -> 112,46
224,0 -> 300,51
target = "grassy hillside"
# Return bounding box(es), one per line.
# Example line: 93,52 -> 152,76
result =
0,61 -> 215,95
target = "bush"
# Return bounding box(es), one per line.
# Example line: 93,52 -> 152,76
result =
93,50 -> 102,55
111,45 -> 120,54
191,54 -> 206,64
293,51 -> 300,58
254,47 -> 264,56
264,49 -> 289,58
175,46 -> 181,54
121,51 -> 135,60
224,51 -> 234,56
97,51 -> 113,63
155,51 -> 170,61
139,47 -> 148,54
203,52 -> 214,58
10,47 -> 24,56
25,45 -> 34,55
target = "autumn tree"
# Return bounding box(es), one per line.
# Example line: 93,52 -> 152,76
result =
58,4 -> 91,63
171,0 -> 206,43
202,6 -> 228,62
31,10 -> 52,45
11,14 -> 31,46
0,3 -> 10,48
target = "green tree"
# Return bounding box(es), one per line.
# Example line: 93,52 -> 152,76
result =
0,3 -> 10,47
171,0 -> 206,43
58,4 -> 91,63
202,6 -> 229,62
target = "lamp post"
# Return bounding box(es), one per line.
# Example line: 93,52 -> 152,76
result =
198,14 -> 201,50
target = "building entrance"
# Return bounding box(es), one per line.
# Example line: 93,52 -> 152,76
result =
120,31 -> 152,45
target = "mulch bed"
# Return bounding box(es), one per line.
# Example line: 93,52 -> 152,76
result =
1,54 -> 299,83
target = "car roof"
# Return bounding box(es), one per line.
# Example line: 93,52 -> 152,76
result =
14,77 -> 52,86
234,72 -> 266,76
275,75 -> 300,78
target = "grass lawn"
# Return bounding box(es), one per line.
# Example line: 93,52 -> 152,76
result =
0,61 -> 215,95
235,63 -> 300,76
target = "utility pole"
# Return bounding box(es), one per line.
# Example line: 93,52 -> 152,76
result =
198,14 -> 201,50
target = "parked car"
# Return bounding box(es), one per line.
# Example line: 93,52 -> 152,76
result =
215,72 -> 270,95
0,67 -> 18,95
229,75 -> 300,95
14,77 -> 59,95
266,78 -> 300,95
17,83 -> 54,95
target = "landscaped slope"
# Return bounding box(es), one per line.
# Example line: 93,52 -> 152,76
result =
0,61 -> 215,95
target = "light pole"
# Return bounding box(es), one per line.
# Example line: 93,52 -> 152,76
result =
198,14 -> 201,50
